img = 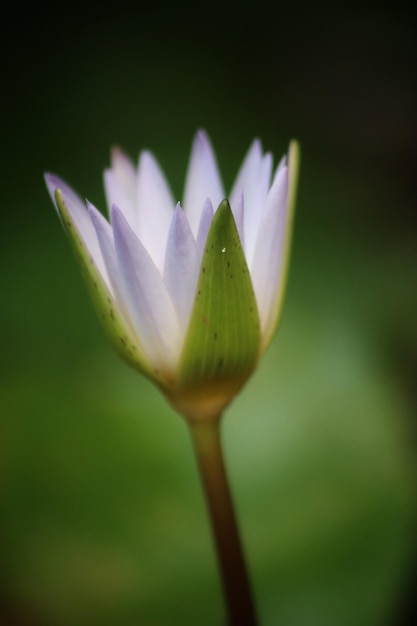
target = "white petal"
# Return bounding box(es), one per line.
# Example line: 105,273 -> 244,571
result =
183,130 -> 225,235
44,173 -> 110,287
230,139 -> 262,204
136,151 -> 175,272
230,140 -> 261,248
250,166 -> 289,344
111,205 -> 180,371
104,170 -> 136,232
111,147 -> 137,199
230,140 -> 272,265
103,147 -> 137,229
275,154 -> 287,174
164,204 -> 198,331
195,198 -> 214,264
87,201 -> 130,320
231,189 -> 245,250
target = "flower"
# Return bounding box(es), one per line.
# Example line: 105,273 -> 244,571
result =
45,130 -> 299,420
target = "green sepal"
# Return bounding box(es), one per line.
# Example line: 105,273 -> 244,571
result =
55,189 -> 153,380
170,200 -> 261,420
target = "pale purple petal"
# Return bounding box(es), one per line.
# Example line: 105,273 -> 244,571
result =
195,198 -> 214,264
111,147 -> 137,198
163,203 -> 198,329
230,139 -> 262,207
230,140 -> 272,264
87,202 -> 129,315
231,189 -> 245,250
103,147 -> 137,229
250,166 -> 289,341
104,169 -> 137,231
183,130 -> 225,235
136,150 -> 175,272
260,153 -> 273,196
275,154 -> 287,174
111,205 -> 180,370
44,173 -> 110,286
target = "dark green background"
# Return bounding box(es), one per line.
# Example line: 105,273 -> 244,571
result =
1,2 -> 416,625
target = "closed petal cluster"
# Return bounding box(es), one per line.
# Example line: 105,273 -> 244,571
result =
45,130 -> 298,416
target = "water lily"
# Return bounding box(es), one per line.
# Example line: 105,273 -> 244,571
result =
44,130 -> 299,420
44,129 -> 300,626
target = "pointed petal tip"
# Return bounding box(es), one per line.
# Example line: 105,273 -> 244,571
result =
195,128 -> 211,148
110,203 -> 123,222
244,137 -> 263,159
170,202 -> 194,236
110,144 -> 135,167
86,200 -> 105,221
138,149 -> 154,167
44,171 -> 55,183
110,203 -> 132,236
44,171 -> 61,192
110,145 -> 123,158
253,137 -> 262,151
44,173 -> 58,202
44,173 -> 81,210
202,197 -> 214,212
263,151 -> 272,165
170,202 -> 183,223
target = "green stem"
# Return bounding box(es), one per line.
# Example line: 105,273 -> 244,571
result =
189,417 -> 258,626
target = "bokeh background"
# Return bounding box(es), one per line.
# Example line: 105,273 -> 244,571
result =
1,1 -> 416,625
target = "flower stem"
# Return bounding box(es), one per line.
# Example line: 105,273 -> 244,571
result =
189,417 -> 258,626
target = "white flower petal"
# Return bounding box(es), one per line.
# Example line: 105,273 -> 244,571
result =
250,166 -> 289,344
103,147 -> 137,229
44,173 -> 110,286
230,141 -> 272,265
231,189 -> 245,250
183,130 -> 225,235
136,150 -> 175,272
195,198 -> 214,264
111,147 -> 137,199
111,205 -> 180,372
164,204 -> 198,331
275,154 -> 287,174
87,201 -> 157,375
230,139 -> 261,240
230,139 -> 262,205
104,171 -> 136,231
87,202 -> 129,316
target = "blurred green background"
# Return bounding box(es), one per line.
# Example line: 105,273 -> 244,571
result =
1,1 -> 416,625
